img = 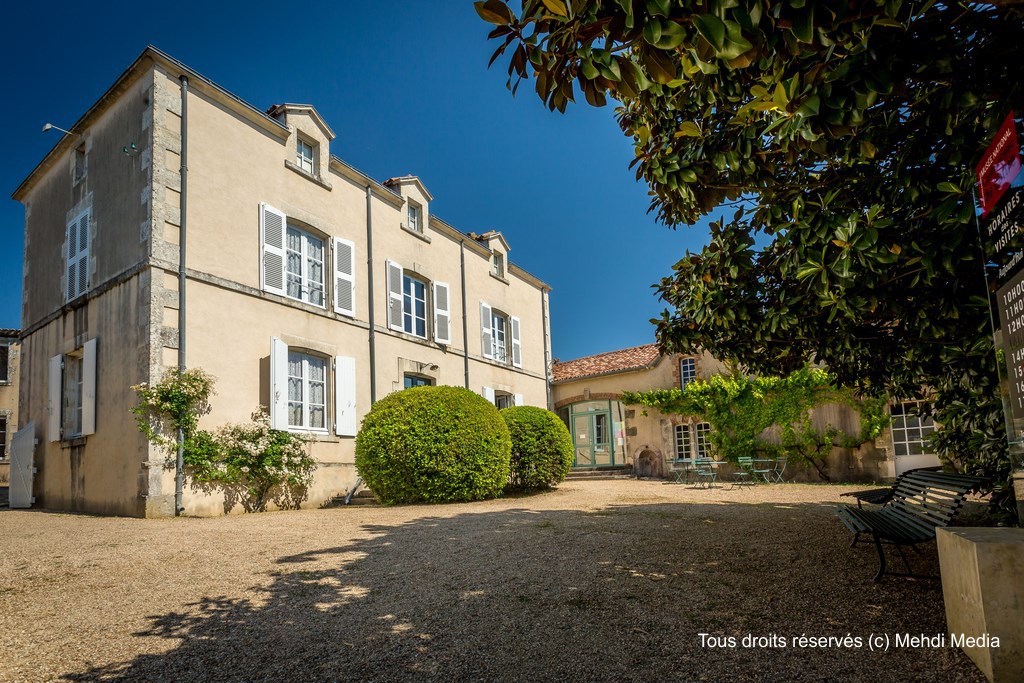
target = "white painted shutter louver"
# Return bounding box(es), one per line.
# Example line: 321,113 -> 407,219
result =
260,203 -> 287,296
480,302 -> 493,359
514,393 -> 524,407
81,338 -> 97,436
511,316 -> 523,368
66,210 -> 90,301
269,337 -> 289,429
48,354 -> 62,442
387,260 -> 404,331
482,386 -> 495,404
333,238 -> 356,316
433,282 -> 451,344
335,356 -> 357,437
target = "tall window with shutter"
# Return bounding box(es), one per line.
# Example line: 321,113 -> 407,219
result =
269,337 -> 357,436
65,208 -> 90,302
47,338 -> 97,442
260,203 -> 287,296
333,238 -> 356,316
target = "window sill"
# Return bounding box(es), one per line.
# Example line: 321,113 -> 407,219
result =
284,160 -> 333,190
489,272 -> 509,285
287,430 -> 338,443
60,436 -> 87,449
400,224 -> 431,243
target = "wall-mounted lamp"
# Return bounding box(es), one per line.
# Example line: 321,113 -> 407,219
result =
42,122 -> 79,137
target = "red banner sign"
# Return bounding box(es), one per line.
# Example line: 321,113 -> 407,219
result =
977,112 -> 1022,217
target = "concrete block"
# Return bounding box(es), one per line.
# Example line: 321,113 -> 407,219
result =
937,527 -> 1024,682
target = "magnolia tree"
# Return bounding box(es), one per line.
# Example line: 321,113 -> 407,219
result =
479,0 -> 1023,518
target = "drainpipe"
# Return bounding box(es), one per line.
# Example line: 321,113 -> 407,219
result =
175,75 -> 189,516
366,186 -> 377,404
461,241 -> 470,389
542,288 -> 552,410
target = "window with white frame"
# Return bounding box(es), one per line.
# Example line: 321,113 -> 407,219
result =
492,252 -> 505,278
285,225 -> 325,307
270,338 -> 357,436
260,204 -> 355,315
680,357 -> 696,388
674,422 -> 712,458
674,424 -> 691,458
47,339 -> 97,442
297,137 -> 316,175
66,208 -> 90,302
287,351 -> 327,430
407,202 -> 421,233
495,392 -> 514,409
694,422 -> 712,458
479,302 -> 522,367
386,261 -> 450,344
403,274 -> 428,338
890,400 -> 937,457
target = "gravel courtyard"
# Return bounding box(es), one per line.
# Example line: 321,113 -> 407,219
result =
0,480 -> 985,682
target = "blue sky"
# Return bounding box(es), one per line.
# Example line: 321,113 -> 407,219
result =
0,1 -> 713,361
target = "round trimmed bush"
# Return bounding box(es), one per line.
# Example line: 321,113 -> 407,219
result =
355,386 -> 511,504
501,406 -> 574,490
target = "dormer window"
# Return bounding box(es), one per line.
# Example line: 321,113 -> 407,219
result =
297,137 -> 316,175
492,252 -> 505,278
407,202 -> 421,233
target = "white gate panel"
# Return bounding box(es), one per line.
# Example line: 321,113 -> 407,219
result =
9,421 -> 37,508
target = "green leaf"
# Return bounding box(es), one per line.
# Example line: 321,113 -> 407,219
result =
474,0 -> 514,25
792,6 -> 815,43
693,14 -> 727,51
675,121 -> 703,137
541,0 -> 568,17
937,181 -> 962,194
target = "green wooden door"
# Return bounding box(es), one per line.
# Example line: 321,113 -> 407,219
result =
570,402 -> 615,468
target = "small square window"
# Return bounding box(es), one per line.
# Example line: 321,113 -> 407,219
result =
494,393 -> 513,409
297,138 -> 316,175
492,253 -> 505,278
407,203 -> 421,233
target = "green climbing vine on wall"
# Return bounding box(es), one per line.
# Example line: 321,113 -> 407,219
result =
621,366 -> 889,481
131,368 -> 317,512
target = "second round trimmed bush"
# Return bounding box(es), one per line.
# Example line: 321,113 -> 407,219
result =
355,386 -> 511,504
501,406 -> 574,490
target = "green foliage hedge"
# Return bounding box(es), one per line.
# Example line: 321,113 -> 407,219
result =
355,386 -> 511,504
501,406 -> 574,490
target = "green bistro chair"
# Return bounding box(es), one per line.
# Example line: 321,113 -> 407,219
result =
731,456 -> 754,489
772,457 -> 788,483
694,458 -> 718,488
752,457 -> 774,483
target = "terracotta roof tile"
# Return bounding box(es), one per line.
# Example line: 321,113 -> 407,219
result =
552,344 -> 661,383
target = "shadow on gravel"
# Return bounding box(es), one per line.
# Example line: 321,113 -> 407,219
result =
61,501 -> 983,682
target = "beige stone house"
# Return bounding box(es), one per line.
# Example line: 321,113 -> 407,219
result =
12,47 -> 552,517
0,330 -> 19,483
552,344 -> 938,483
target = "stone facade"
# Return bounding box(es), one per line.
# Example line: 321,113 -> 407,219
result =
0,330 -> 19,484
12,48 -> 552,517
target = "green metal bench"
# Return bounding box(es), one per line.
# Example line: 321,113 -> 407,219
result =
840,466 -> 942,510
835,469 -> 985,582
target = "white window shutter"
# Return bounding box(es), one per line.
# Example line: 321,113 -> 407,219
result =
81,338 -> 97,436
386,260 -> 404,331
482,386 -> 495,404
480,302 -> 493,359
333,237 -> 356,317
260,203 -> 287,296
510,316 -> 523,368
48,354 -> 63,442
66,210 -> 90,302
514,393 -> 524,407
335,356 -> 357,437
269,337 -> 289,429
433,282 -> 451,344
